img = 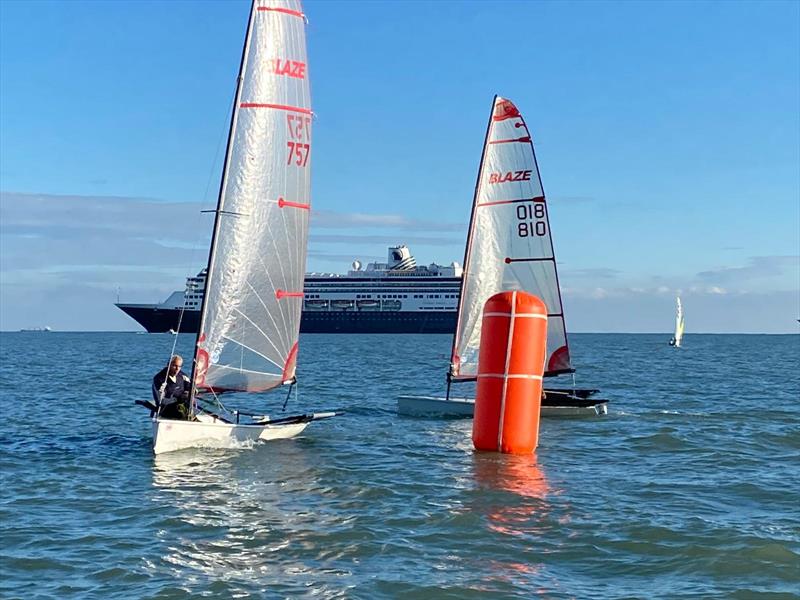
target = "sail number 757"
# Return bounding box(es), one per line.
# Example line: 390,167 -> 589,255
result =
516,203 -> 546,237
286,115 -> 311,167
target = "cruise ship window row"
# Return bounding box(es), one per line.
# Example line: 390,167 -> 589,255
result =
305,276 -> 461,281
183,291 -> 459,300
303,282 -> 459,288
304,288 -> 460,294
304,293 -> 458,300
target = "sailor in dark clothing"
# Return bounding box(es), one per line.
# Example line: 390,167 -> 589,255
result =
153,354 -> 191,420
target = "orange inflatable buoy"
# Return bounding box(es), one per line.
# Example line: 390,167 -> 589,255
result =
472,291 -> 548,454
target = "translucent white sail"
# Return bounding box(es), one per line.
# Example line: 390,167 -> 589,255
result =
451,97 -> 572,380
674,297 -> 684,347
195,0 -> 311,393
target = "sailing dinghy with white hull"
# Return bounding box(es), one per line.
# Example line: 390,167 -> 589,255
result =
397,96 -> 607,418
669,297 -> 684,347
136,0 -> 338,454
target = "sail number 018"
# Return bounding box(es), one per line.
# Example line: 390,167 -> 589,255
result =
516,203 -> 546,237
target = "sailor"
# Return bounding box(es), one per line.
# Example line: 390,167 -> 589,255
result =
152,354 -> 191,419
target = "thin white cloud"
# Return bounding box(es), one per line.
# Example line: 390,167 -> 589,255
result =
0,190 -> 468,329
562,285 -> 731,300
310,233 -> 461,246
307,251 -> 383,265
696,256 -> 799,284
311,209 -> 464,232
563,289 -> 798,333
562,267 -> 621,279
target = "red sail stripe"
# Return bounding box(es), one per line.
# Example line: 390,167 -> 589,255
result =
489,137 -> 532,145
278,197 -> 310,210
256,6 -> 304,18
240,103 -> 312,114
281,342 -> 299,382
477,196 -> 545,208
276,290 -> 303,299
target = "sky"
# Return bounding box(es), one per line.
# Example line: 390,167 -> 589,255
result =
1,0 -> 798,333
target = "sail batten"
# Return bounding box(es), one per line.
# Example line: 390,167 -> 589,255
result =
194,0 -> 311,394
450,96 -> 573,380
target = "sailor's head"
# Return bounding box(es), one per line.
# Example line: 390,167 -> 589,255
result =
169,354 -> 183,374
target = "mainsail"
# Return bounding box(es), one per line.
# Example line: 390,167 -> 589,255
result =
450,96 -> 573,380
193,0 -> 312,393
674,297 -> 684,347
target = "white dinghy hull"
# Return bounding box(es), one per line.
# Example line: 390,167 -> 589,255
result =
396,395 -> 608,419
152,414 -> 310,455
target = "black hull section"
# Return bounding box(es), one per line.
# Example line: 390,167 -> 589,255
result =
116,305 -> 456,334
116,305 -> 201,333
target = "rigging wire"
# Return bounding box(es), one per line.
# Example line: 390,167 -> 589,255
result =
157,82 -> 239,416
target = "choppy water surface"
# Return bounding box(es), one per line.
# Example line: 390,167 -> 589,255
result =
1,332 -> 798,598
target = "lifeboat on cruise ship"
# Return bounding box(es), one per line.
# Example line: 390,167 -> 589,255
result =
304,299 -> 329,310
356,299 -> 380,310
382,299 -> 402,311
330,299 -> 355,310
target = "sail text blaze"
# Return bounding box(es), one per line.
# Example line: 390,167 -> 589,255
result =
488,170 -> 532,184
270,59 -> 306,79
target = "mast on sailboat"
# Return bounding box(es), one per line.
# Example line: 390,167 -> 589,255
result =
447,95 -> 496,395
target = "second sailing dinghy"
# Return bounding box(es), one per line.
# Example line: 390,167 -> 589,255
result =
138,0 -> 338,454
398,96 -> 607,418
669,297 -> 684,347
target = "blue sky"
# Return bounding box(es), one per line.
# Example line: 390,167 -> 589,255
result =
1,0 -> 798,332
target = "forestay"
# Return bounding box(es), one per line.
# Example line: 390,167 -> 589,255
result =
451,96 -> 573,380
195,0 -> 311,393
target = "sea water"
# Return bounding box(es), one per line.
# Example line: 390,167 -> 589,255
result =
1,332 -> 798,599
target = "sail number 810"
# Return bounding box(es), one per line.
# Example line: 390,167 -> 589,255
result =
516,203 -> 546,237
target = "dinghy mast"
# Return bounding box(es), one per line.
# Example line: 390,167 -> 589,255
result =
191,0 -> 312,398
447,95 -> 495,394
189,1 -> 256,399
449,96 -> 574,384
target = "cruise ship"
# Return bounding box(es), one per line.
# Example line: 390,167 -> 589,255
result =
116,246 -> 462,334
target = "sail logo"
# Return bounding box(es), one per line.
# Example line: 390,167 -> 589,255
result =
270,59 -> 306,79
488,170 -> 532,184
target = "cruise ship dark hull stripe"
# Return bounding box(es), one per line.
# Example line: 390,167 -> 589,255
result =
116,305 -> 457,334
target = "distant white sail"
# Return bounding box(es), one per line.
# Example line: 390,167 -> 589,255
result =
674,297 -> 684,347
195,0 -> 311,393
450,97 -> 572,380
